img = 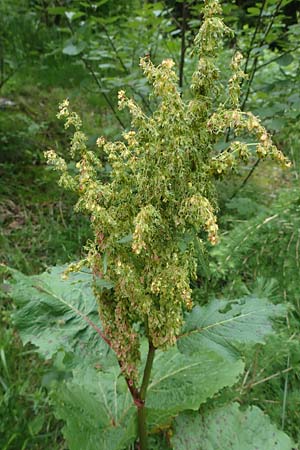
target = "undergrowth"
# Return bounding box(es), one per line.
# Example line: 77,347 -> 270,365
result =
0,77 -> 101,449
197,185 -> 300,445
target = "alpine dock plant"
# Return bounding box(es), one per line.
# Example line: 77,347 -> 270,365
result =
39,0 -> 291,448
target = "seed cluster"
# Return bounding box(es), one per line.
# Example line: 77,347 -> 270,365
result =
45,0 -> 289,380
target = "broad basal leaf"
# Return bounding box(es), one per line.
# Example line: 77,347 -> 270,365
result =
178,297 -> 285,360
146,346 -> 244,430
52,366 -> 136,450
9,266 -> 115,367
172,402 -> 294,450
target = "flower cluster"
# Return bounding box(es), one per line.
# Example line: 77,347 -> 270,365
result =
45,0 -> 289,381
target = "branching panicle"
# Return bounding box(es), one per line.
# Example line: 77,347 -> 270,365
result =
45,0 -> 289,381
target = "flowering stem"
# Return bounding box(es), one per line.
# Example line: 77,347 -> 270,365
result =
137,404 -> 148,450
140,340 -> 156,401
136,340 -> 156,450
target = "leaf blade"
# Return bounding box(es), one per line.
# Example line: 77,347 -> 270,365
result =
172,402 -> 294,450
178,297 -> 285,360
52,366 -> 136,450
147,347 -> 244,430
9,266 -> 115,368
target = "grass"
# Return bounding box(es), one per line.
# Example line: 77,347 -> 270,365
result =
0,166 -> 90,274
0,59 -> 112,448
0,304 -> 65,450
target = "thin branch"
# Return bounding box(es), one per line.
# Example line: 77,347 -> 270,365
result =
179,2 -> 187,90
230,158 -> 260,200
241,0 -> 284,110
243,0 -> 267,75
240,65 -> 256,111
0,60 -> 23,90
66,19 -> 125,129
85,0 -> 128,74
101,28 -> 154,112
235,0 -> 285,193
226,1 -> 266,142
261,0 -> 284,44
162,1 -> 181,29
256,45 -> 300,72
80,56 -> 126,128
101,25 -> 129,73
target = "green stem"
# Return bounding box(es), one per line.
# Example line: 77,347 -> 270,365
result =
140,341 -> 155,401
137,405 -> 148,450
179,1 -> 187,90
137,340 -> 156,450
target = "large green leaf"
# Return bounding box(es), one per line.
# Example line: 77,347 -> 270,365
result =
172,402 -> 294,450
147,346 -> 244,430
8,267 -> 285,447
52,366 -> 136,450
178,297 -> 285,360
53,345 -> 244,447
9,266 -> 114,367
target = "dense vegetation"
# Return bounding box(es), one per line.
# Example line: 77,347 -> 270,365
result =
1,0 -> 300,449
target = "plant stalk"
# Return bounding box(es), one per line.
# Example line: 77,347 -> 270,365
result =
137,405 -> 148,450
136,340 -> 156,450
179,1 -> 187,90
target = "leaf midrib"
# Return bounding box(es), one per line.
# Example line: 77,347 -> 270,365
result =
179,306 -> 272,339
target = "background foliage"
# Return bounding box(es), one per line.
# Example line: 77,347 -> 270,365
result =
1,0 -> 300,448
